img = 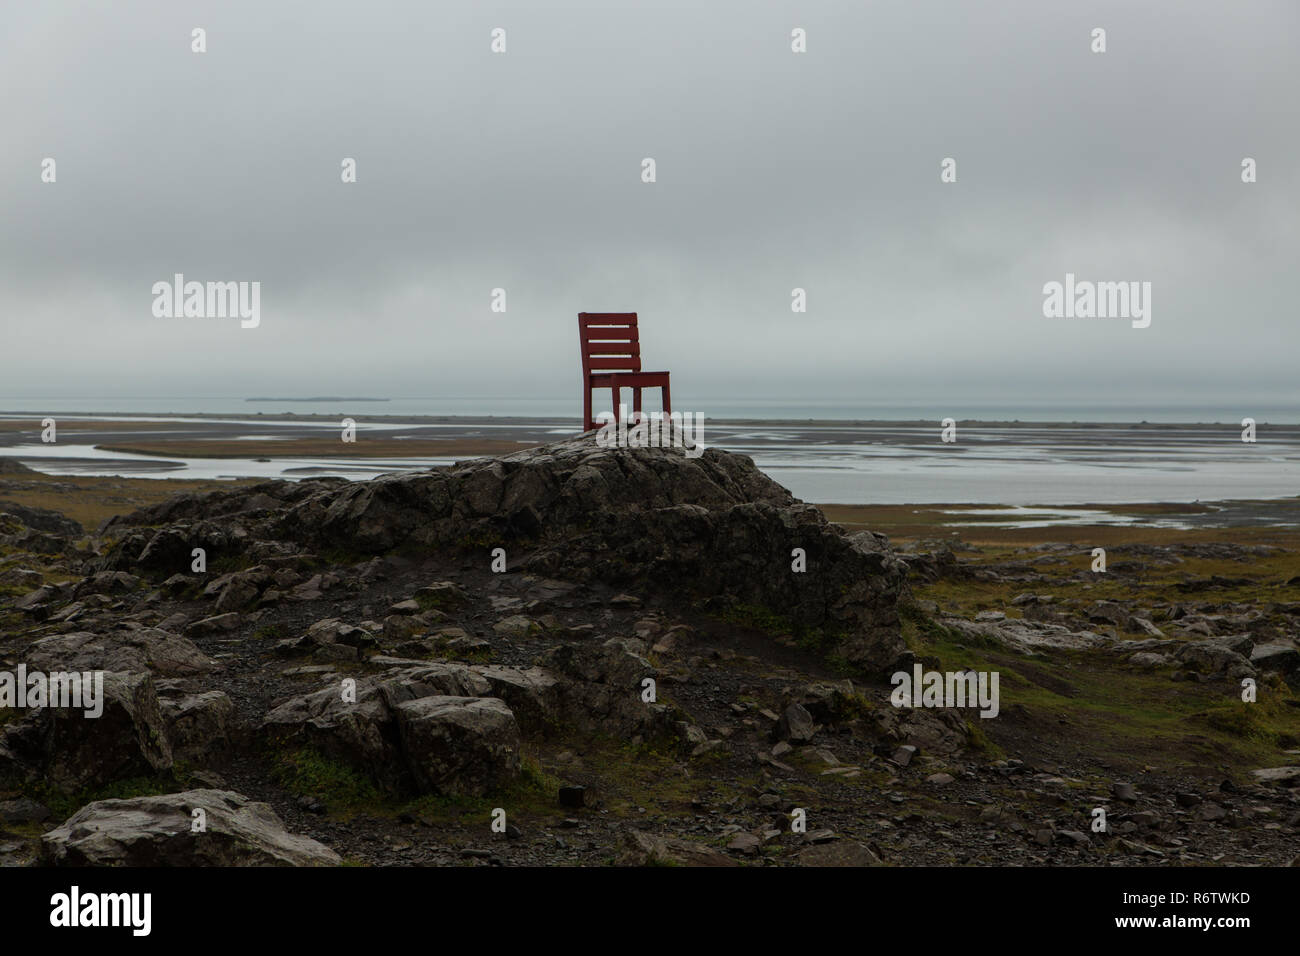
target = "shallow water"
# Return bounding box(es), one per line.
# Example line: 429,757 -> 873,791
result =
2,414 -> 1297,507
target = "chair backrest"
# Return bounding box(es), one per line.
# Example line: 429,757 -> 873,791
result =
578,312 -> 641,376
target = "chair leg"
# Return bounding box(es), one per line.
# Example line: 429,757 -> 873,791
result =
662,381 -> 671,417
632,387 -> 642,421
610,387 -> 620,424
583,383 -> 593,431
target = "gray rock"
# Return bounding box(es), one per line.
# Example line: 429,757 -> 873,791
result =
73,571 -> 141,597
1128,651 -> 1173,669
541,638 -> 679,738
1133,617 -> 1165,638
0,796 -> 51,824
1174,639 -> 1256,679
492,615 -> 537,639
304,618 -> 378,650
0,568 -> 43,590
726,832 -> 761,854
41,789 -> 340,866
775,702 -> 816,743
941,616 -> 1106,654
25,629 -> 217,677
416,582 -> 470,609
186,613 -> 240,637
472,666 -> 559,734
797,841 -> 882,866
1087,601 -> 1134,630
892,744 -> 917,767
1251,644 -> 1300,681
1251,766 -> 1300,787
621,830 -> 739,867
1196,803 -> 1228,822
0,671 -> 172,792
394,696 -> 521,796
158,688 -> 235,763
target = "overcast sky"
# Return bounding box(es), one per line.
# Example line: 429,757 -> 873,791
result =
1,0 -> 1296,411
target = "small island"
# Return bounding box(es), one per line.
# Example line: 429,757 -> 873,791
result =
245,397 -> 391,402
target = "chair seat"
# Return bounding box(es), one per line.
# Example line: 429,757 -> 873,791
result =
589,371 -> 670,386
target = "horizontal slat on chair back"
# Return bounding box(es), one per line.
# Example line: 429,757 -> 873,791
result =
579,312 -> 641,373
580,328 -> 639,343
579,312 -> 639,326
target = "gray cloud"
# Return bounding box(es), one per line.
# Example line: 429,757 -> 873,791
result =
2,0 -> 1296,410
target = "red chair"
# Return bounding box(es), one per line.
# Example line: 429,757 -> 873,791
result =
578,312 -> 671,432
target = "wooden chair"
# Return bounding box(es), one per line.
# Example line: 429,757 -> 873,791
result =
578,312 -> 671,432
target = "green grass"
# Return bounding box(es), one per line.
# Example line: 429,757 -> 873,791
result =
272,748 -> 381,811
402,754 -> 563,823
270,745 -> 572,827
909,620 -> 1300,773
33,772 -> 183,821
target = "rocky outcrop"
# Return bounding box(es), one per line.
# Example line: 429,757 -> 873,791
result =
0,499 -> 81,536
99,436 -> 911,674
0,503 -> 82,554
41,789 -> 340,866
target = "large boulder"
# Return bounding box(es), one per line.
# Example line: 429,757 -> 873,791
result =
1174,636 -> 1256,679
0,672 -> 172,792
393,696 -> 521,796
157,687 -> 236,763
1250,643 -> 1300,684
24,629 -> 217,677
41,789 -> 340,866
472,665 -> 560,735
